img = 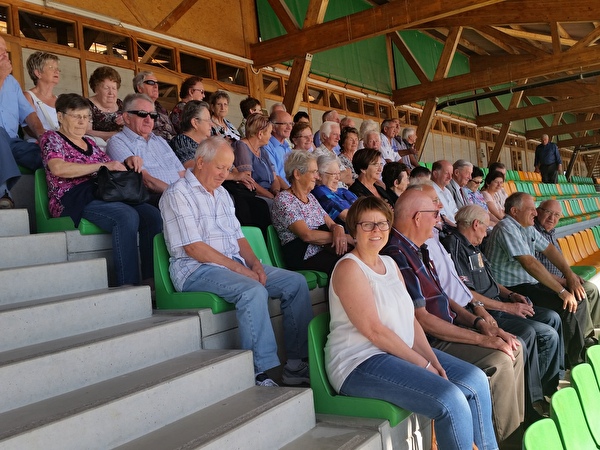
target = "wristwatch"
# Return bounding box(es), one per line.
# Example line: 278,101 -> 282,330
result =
471,301 -> 485,308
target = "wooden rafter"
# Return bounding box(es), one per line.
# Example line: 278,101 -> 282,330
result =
388,32 -> 429,85
265,0 -> 299,33
155,0 -> 199,32
474,26 -> 548,56
494,26 -> 577,47
568,25 -> 600,52
428,29 -> 489,55
524,118 -> 600,139
550,22 -> 562,54
419,0 -> 598,28
393,43 -> 600,105
558,134 -> 600,148
488,83 -> 526,163
476,95 -> 600,127
523,97 -> 550,128
250,0 -> 506,68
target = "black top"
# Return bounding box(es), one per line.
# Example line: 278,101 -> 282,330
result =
349,179 -> 394,208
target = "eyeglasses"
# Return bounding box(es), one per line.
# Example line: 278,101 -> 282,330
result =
323,171 -> 341,178
194,117 -> 210,123
191,88 -> 204,94
63,112 -> 92,122
305,169 -> 319,175
143,79 -> 158,86
273,122 -> 293,127
127,110 -> 159,120
414,210 -> 440,219
468,178 -> 483,184
356,221 -> 390,232
45,65 -> 61,72
538,207 -> 562,219
369,162 -> 384,168
295,134 -> 313,140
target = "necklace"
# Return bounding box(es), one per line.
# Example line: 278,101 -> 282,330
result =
290,186 -> 309,204
244,139 -> 261,157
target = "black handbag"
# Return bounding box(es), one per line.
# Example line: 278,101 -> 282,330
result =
94,165 -> 150,204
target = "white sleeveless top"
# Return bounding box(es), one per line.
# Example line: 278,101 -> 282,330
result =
28,90 -> 58,131
325,253 -> 415,393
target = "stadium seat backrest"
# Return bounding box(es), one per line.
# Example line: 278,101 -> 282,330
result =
587,345 -> 600,389
550,387 -> 597,449
241,226 -> 273,266
574,232 -> 590,259
557,237 -> 576,266
571,363 -> 600,447
522,418 -> 564,450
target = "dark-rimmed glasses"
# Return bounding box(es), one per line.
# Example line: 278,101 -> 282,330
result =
127,110 -> 158,120
414,210 -> 440,219
538,207 -> 562,219
356,221 -> 390,232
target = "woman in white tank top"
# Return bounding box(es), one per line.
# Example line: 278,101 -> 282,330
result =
325,196 -> 498,450
23,52 -> 59,136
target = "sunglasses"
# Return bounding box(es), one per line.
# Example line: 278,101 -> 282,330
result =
127,110 -> 158,120
143,79 -> 158,86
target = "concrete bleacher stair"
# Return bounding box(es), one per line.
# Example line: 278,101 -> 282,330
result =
0,208 -> 416,449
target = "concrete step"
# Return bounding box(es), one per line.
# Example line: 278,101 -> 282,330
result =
0,286 -> 151,353
0,315 -> 200,414
0,209 -> 30,237
0,232 -> 67,269
0,259 -> 108,305
115,387 -> 315,450
0,349 -> 253,450
281,422 -> 382,450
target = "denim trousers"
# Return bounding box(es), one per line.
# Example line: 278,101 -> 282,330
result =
7,132 -> 43,171
490,306 -> 563,403
340,350 -> 498,450
0,128 -> 24,190
182,264 -> 313,373
82,200 -> 162,286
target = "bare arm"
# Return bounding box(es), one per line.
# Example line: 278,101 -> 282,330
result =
24,112 -> 45,139
472,289 -> 534,318
47,158 -> 126,178
541,244 -> 585,300
141,170 -> 169,194
334,258 -> 445,377
515,254 -> 578,312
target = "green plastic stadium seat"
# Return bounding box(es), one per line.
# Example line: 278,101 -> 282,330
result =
153,233 -> 234,313
571,363 -> 600,447
587,345 -> 600,389
308,313 -> 411,426
550,387 -> 598,449
34,168 -> 106,235
522,418 -> 564,450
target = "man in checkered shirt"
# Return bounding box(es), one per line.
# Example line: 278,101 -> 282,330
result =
534,199 -> 600,347
486,192 -> 589,366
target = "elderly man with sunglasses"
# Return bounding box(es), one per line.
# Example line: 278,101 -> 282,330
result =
534,199 -> 600,346
107,93 -> 184,201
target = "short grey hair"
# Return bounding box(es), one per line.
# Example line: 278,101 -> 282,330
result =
504,192 -> 531,215
320,121 -> 340,139
456,205 -> 489,230
402,128 -> 416,139
133,70 -> 154,93
284,150 -> 317,181
194,136 -> 231,162
359,119 -> 379,139
317,153 -> 339,175
122,93 -> 154,113
453,159 -> 473,171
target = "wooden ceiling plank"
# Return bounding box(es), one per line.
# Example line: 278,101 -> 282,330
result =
433,27 -> 463,80
393,43 -> 600,105
470,27 -> 517,54
474,26 -> 548,56
524,118 -> 600,139
427,29 -> 489,56
303,0 -> 329,28
568,25 -> 600,52
250,0 -> 507,68
494,26 -> 577,46
420,0 -> 598,28
476,94 -> 600,127
558,134 -> 600,148
155,0 -> 200,32
489,122 -> 512,163
389,32 -> 430,85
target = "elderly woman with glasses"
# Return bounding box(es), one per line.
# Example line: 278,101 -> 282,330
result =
312,153 -> 357,227
209,90 -> 241,142
233,113 -> 288,202
290,122 -> 314,151
133,70 -> 176,141
169,76 -> 205,135
349,148 -> 394,208
86,66 -> 124,142
271,150 -> 353,275
40,93 -> 162,287
23,51 -> 60,137
338,126 -> 360,182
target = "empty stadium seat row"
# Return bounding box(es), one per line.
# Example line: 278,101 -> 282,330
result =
557,226 -> 600,279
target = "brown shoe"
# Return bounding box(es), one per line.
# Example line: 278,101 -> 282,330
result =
0,194 -> 14,209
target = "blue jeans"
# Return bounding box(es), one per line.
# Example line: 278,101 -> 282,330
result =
182,264 -> 313,373
82,200 -> 162,286
340,350 -> 498,450
5,129 -> 42,171
0,128 -> 23,190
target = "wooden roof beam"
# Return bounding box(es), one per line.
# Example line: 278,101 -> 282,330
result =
495,26 -> 577,47
524,118 -> 600,139
265,0 -> 300,34
558,134 -> 600,148
568,25 -> 600,52
250,0 -> 507,68
388,32 -> 429,85
155,0 -> 199,32
393,43 -> 600,105
419,0 -> 599,28
476,94 -> 600,127
473,26 -> 548,56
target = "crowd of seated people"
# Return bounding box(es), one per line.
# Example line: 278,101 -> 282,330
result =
6,38 -> 600,446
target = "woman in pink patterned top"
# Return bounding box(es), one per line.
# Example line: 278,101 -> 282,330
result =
271,150 -> 353,275
41,93 -> 162,286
